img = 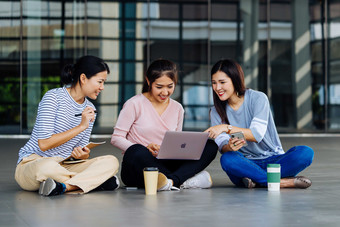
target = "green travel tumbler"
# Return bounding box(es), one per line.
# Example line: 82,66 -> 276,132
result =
267,164 -> 281,191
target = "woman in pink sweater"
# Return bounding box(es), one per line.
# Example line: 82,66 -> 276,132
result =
111,59 -> 217,190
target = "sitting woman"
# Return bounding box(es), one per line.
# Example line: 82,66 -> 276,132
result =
111,59 -> 218,190
15,55 -> 120,196
205,59 -> 314,189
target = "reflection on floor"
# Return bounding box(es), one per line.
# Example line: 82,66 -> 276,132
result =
1,137 -> 339,226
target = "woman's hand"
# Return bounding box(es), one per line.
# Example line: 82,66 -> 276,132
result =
71,146 -> 90,160
204,124 -> 228,139
147,143 -> 160,157
79,106 -> 96,129
37,107 -> 97,152
228,137 -> 246,151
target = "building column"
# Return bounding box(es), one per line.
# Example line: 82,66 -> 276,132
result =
240,0 -> 259,89
119,2 -> 136,109
291,0 -> 313,129
26,0 -> 42,131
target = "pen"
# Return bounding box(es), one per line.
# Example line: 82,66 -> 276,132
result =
75,110 -> 97,117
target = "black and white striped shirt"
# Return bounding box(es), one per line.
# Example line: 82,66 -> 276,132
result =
17,87 -> 95,164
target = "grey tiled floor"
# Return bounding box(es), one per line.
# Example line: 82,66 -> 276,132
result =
0,136 -> 339,227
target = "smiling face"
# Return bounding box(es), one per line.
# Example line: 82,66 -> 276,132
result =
211,71 -> 237,101
81,70 -> 107,100
148,74 -> 175,103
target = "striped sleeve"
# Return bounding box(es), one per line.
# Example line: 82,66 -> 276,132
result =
35,90 -> 58,140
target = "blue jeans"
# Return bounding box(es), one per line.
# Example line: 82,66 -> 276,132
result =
220,146 -> 314,187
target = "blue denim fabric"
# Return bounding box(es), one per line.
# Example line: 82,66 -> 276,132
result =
220,145 -> 314,187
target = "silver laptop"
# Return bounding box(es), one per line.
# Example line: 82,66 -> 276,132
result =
156,131 -> 209,160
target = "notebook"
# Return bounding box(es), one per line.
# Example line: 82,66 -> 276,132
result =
60,141 -> 106,164
156,131 -> 209,160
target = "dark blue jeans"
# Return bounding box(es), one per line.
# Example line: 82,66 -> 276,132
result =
220,145 -> 314,187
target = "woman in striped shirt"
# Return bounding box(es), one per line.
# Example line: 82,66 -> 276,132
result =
15,56 -> 120,196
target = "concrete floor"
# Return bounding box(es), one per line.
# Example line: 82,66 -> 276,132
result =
1,136 -> 339,227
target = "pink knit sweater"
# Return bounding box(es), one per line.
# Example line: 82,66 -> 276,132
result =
111,94 -> 184,153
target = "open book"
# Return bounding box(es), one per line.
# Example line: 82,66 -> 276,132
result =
60,141 -> 106,164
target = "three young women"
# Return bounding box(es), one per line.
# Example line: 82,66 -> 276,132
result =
111,59 -> 218,190
15,56 -> 120,196
205,59 -> 314,189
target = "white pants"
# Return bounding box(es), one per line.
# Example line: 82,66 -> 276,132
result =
15,154 -> 119,193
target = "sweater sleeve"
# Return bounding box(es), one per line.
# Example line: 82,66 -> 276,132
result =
176,106 -> 185,131
111,100 -> 137,152
249,92 -> 270,143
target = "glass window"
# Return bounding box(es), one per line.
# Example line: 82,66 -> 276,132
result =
0,0 -> 339,134
328,0 -> 340,130
22,0 -> 86,133
0,1 -> 21,134
270,1 -> 295,130
87,1 -> 148,133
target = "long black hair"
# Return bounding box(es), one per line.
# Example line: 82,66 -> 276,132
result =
61,55 -> 110,87
211,59 -> 246,124
142,59 -> 178,93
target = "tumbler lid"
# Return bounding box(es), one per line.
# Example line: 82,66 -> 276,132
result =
267,164 -> 280,168
144,167 -> 159,171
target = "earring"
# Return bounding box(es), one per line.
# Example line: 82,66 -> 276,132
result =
236,92 -> 239,97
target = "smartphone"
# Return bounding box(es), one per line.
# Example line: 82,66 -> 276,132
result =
230,131 -> 248,147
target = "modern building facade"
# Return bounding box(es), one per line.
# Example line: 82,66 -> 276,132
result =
0,0 -> 339,135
